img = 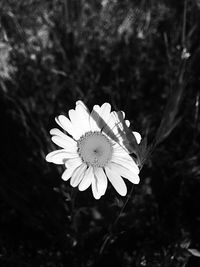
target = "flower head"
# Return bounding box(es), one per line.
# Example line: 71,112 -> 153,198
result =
46,101 -> 141,199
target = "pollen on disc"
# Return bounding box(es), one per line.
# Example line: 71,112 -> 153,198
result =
77,132 -> 113,167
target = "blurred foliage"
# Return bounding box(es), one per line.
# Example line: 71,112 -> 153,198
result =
0,0 -> 200,266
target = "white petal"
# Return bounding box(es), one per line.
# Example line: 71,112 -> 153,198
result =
90,103 -> 111,131
78,166 -> 94,191
91,178 -> 101,199
102,111 -> 124,142
112,143 -> 132,157
113,133 -> 138,154
50,128 -> 76,144
55,115 -> 78,139
92,167 -> 108,199
111,143 -> 139,174
114,111 -> 127,134
112,142 -> 127,153
99,103 -> 111,123
70,163 -> 87,187
75,101 -> 91,132
108,111 -> 124,131
105,166 -> 127,196
68,109 -> 86,139
110,111 -> 131,140
90,105 -> 101,131
51,136 -> 77,150
125,120 -> 130,127
111,150 -> 139,175
75,100 -> 87,109
46,150 -> 79,164
65,157 -> 83,168
133,131 -> 141,144
61,160 -> 82,181
109,162 -> 140,184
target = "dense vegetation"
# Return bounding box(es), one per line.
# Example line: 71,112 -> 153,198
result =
0,0 -> 200,266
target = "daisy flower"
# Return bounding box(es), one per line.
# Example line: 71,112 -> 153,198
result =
46,101 -> 141,199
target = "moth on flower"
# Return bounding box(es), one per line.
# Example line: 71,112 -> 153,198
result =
46,101 -> 141,199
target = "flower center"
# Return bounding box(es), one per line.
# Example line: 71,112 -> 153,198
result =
77,131 -> 113,167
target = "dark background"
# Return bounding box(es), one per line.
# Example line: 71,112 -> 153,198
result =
0,0 -> 200,266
